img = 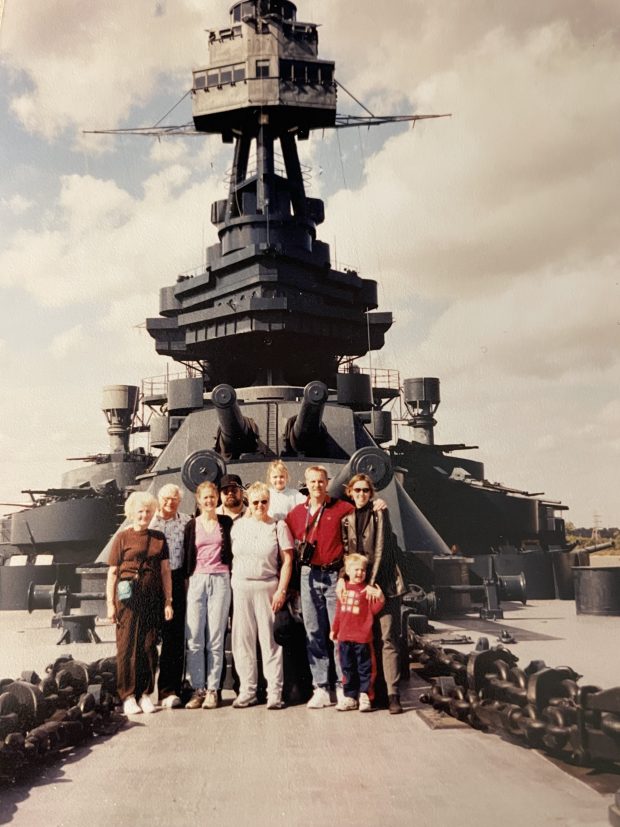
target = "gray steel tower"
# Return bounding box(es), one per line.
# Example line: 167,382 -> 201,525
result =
146,0 -> 392,389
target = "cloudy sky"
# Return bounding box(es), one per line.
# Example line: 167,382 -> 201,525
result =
0,0 -> 618,528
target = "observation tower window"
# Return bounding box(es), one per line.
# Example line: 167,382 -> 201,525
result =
231,1 -> 296,23
232,2 -> 256,23
199,63 -> 246,90
269,1 -> 297,20
279,59 -> 333,86
256,59 -> 271,78
284,23 -> 317,43
306,64 -> 318,84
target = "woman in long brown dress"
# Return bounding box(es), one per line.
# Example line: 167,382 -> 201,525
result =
106,491 -> 173,715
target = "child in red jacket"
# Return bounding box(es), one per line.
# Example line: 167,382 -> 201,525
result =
330,553 -> 385,711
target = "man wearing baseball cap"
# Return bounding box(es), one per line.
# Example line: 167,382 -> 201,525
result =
217,474 -> 247,520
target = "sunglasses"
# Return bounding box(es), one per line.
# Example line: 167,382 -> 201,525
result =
251,499 -> 269,506
352,487 -> 370,493
222,486 -> 240,492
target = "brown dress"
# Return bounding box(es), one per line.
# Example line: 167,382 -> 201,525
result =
109,527 -> 168,701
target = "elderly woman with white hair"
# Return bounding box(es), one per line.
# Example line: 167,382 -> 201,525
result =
106,491 -> 173,715
150,483 -> 191,708
230,481 -> 294,709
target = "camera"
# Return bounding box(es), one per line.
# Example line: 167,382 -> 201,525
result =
299,540 -> 316,566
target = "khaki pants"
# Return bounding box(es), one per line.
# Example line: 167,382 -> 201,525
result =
231,578 -> 283,702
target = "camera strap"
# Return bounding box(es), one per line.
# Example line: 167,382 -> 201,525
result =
303,503 -> 325,544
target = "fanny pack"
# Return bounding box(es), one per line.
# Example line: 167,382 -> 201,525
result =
117,579 -> 134,602
116,535 -> 150,603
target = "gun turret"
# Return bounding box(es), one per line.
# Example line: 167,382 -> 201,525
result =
212,385 -> 258,459
328,446 -> 394,496
287,382 -> 329,455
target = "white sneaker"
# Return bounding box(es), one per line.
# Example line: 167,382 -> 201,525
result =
359,693 -> 371,713
232,694 -> 258,708
307,687 -> 331,709
138,694 -> 156,714
267,697 -> 285,710
202,689 -> 219,709
336,696 -> 358,711
123,695 -> 142,715
161,695 -> 182,709
335,685 -> 345,707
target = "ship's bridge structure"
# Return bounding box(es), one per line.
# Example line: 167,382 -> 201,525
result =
146,0 -> 393,390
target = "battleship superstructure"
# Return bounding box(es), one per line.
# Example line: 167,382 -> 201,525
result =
0,0 -> 569,604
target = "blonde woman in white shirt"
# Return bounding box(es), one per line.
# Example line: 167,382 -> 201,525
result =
230,481 -> 294,709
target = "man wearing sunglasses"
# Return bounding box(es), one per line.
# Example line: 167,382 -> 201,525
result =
216,474 -> 247,520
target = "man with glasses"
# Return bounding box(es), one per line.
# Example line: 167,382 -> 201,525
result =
216,474 -> 247,520
150,483 -> 191,708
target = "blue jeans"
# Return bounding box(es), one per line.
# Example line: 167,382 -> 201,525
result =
186,572 -> 231,691
339,641 -> 373,697
300,567 -> 342,688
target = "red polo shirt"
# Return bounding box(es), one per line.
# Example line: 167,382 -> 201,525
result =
286,496 -> 354,567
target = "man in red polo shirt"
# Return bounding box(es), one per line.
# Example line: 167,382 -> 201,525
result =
286,465 -> 354,709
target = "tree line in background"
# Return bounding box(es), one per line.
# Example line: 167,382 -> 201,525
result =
565,524 -> 619,550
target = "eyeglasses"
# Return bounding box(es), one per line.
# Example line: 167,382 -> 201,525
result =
222,486 -> 240,493
251,499 -> 269,506
352,487 -> 370,493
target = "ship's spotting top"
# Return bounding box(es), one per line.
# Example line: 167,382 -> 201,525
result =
192,0 -> 334,136
229,1 -> 297,22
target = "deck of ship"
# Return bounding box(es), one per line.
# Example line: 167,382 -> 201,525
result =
0,601 -> 617,826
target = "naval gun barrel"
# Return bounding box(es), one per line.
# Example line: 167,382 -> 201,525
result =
582,541 -> 614,553
212,384 -> 258,459
289,382 -> 329,454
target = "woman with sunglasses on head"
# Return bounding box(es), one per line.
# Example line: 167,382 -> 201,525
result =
230,481 -> 294,709
183,481 -> 234,710
339,474 -> 406,714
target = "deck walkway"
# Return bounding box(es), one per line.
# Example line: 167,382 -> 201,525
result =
0,603 -> 616,826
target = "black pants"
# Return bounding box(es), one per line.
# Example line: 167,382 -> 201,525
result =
157,569 -> 186,699
339,640 -> 372,697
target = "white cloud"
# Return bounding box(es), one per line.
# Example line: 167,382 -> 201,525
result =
0,163 -> 220,307
49,323 -> 86,358
1,194 -> 34,215
149,139 -> 188,165
1,1 -> 619,529
1,0 -> 216,142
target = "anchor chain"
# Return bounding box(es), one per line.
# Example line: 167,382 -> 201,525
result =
412,634 -> 620,766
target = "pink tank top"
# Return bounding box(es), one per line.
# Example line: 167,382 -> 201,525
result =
194,519 -> 228,575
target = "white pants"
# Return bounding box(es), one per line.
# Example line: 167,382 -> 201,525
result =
231,578 -> 283,702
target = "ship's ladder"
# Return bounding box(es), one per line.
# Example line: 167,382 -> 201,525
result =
265,402 -> 279,454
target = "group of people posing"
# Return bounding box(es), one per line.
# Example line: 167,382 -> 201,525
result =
105,461 -> 406,717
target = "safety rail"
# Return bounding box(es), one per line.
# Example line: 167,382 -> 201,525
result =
141,366 -> 203,401
338,364 -> 401,392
